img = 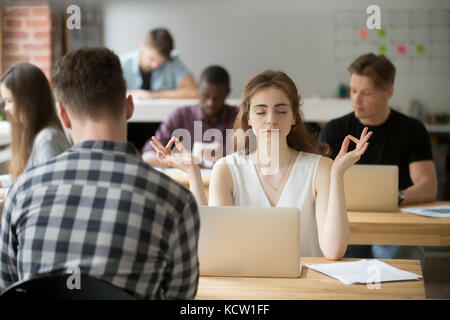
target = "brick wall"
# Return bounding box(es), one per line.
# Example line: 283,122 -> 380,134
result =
2,0 -> 52,77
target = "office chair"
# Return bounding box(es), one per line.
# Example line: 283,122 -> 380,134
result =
0,273 -> 137,300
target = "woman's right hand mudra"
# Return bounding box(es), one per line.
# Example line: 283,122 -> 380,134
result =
149,136 -> 196,172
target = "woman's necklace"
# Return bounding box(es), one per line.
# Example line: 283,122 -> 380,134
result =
254,150 -> 295,191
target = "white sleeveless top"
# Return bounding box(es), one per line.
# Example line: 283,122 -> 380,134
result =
224,151 -> 323,257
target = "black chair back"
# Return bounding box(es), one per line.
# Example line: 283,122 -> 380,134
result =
1,273 -> 137,300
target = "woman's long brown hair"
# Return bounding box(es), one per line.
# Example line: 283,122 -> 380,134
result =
233,70 -> 330,155
1,63 -> 64,179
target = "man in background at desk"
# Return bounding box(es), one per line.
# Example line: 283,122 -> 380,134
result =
142,65 -> 238,168
319,53 -> 437,260
120,28 -> 198,99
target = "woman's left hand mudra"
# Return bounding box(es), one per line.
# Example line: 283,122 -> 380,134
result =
332,127 -> 373,175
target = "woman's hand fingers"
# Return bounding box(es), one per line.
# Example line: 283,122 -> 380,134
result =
174,138 -> 185,153
333,127 -> 373,175
152,136 -> 169,152
165,136 -> 176,150
174,138 -> 196,165
148,137 -> 194,171
149,142 -> 168,162
156,150 -> 165,162
359,127 -> 369,140
338,135 -> 351,156
357,142 -> 369,156
149,141 -> 164,155
152,136 -> 183,164
347,128 -> 372,152
348,135 -> 360,145
359,127 -> 372,143
355,131 -> 372,152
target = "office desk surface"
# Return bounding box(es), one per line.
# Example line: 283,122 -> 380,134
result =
196,257 -> 425,300
163,168 -> 450,246
349,202 -> 450,246
164,168 -> 450,247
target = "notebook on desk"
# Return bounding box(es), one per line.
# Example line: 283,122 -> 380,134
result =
198,206 -> 301,278
344,164 -> 398,212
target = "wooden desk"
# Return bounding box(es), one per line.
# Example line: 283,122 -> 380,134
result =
163,170 -> 450,246
162,169 -> 210,199
349,202 -> 450,246
196,257 -> 425,300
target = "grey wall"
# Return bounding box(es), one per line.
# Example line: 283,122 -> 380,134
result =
103,0 -> 450,114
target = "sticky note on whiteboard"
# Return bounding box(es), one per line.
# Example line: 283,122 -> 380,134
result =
378,45 -> 387,55
397,44 -> 407,56
416,44 -> 426,55
358,28 -> 368,39
377,29 -> 387,38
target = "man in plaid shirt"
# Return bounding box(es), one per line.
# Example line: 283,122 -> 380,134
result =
0,47 -> 200,299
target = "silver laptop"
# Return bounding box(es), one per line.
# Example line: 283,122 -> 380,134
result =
198,206 -> 301,278
344,164 -> 398,212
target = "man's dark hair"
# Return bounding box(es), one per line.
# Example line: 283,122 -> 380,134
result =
51,47 -> 126,120
145,28 -> 174,60
199,65 -> 230,88
348,53 -> 396,90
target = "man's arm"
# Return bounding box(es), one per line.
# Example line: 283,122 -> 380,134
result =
150,75 -> 198,99
402,160 -> 438,205
401,120 -> 438,205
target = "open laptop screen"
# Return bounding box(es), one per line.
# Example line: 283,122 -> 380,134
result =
198,206 -> 301,277
344,164 -> 398,212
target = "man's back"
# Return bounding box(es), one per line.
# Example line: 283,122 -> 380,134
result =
0,140 -> 200,299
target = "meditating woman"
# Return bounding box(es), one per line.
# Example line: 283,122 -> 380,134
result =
150,70 -> 372,259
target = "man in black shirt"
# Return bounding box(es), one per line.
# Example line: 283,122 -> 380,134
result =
319,53 -> 437,260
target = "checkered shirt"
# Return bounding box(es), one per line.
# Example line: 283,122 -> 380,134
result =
0,140 -> 200,299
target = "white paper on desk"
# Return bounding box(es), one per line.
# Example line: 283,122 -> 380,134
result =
400,205 -> 450,218
305,259 -> 421,285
